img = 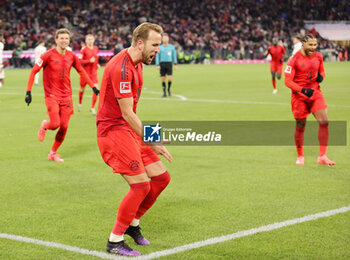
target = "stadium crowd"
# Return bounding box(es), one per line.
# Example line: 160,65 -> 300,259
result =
0,0 -> 349,66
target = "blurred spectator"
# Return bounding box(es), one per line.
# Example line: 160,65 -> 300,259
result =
0,0 -> 348,61
10,48 -> 20,68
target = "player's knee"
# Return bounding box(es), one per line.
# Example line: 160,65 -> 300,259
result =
51,122 -> 60,130
153,171 -> 171,189
131,181 -> 151,197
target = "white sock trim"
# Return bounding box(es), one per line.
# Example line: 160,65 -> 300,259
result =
130,218 -> 140,227
109,233 -> 124,242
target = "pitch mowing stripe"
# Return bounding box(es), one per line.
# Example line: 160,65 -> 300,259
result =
1,91 -> 350,108
138,205 -> 350,259
0,205 -> 349,259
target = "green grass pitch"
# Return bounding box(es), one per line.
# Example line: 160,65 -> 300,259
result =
0,62 -> 349,259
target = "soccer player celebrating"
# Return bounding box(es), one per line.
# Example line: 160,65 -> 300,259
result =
25,28 -> 99,162
97,23 -> 172,256
155,33 -> 177,97
266,38 -> 286,94
78,34 -> 99,115
284,34 -> 335,165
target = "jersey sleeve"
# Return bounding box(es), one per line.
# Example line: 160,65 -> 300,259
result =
111,65 -> 134,99
72,53 -> 95,88
284,56 -> 303,92
282,46 -> 286,55
172,45 -> 177,64
26,52 -> 48,91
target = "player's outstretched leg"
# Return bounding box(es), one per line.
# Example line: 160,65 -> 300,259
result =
107,181 -> 150,255
125,171 -> 170,245
90,92 -> 98,115
317,122 -> 335,165
106,239 -> 141,256
294,125 -> 305,165
37,120 -> 48,142
78,87 -> 84,112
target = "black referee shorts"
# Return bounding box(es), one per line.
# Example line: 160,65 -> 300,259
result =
159,62 -> 173,76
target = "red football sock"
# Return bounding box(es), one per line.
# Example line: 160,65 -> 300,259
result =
135,171 -> 171,219
112,182 -> 151,235
318,123 -> 329,156
272,79 -> 276,89
294,127 -> 305,157
91,92 -> 98,108
51,140 -> 62,153
51,126 -> 68,153
78,90 -> 84,104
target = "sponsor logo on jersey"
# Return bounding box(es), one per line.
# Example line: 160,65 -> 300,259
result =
120,82 -> 131,93
285,65 -> 292,74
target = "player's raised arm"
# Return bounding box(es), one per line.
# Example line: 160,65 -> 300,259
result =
73,54 -> 99,95
25,55 -> 46,105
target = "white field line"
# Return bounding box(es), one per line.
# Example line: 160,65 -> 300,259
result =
142,90 -> 187,101
1,91 -> 350,108
0,205 -> 349,259
0,233 -> 117,259
137,205 -> 350,259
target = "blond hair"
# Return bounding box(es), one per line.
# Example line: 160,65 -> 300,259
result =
131,23 -> 163,47
55,28 -> 71,39
85,34 -> 94,40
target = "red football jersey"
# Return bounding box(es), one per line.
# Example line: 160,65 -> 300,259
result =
284,50 -> 325,92
79,46 -> 99,75
268,45 -> 286,62
27,48 -> 95,98
97,49 -> 143,137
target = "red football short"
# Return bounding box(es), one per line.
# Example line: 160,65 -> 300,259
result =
270,61 -> 283,74
80,72 -> 98,87
291,90 -> 327,119
97,129 -> 161,175
45,96 -> 74,116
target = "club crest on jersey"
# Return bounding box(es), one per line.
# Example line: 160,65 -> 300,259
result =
120,82 -> 131,93
36,58 -> 43,66
285,65 -> 292,74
